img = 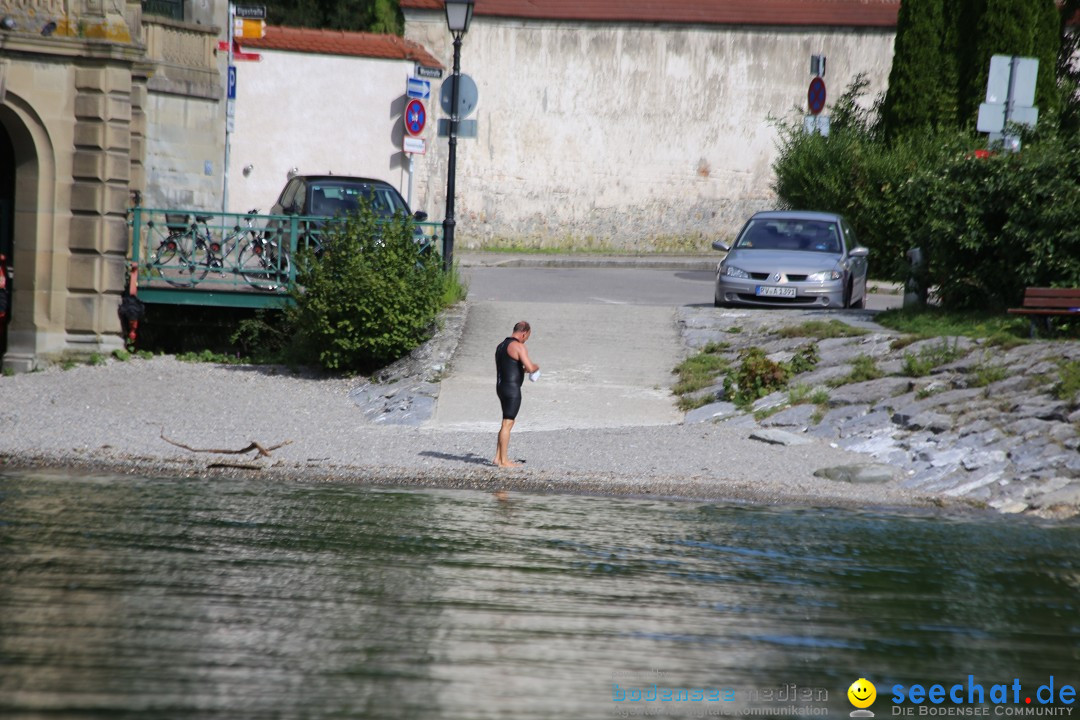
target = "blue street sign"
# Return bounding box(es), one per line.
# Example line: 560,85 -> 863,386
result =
227,66 -> 237,100
407,77 -> 430,100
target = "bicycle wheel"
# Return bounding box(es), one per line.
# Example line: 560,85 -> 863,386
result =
151,231 -> 206,288
238,236 -> 291,291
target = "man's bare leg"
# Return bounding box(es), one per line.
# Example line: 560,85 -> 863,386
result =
494,418 -> 520,467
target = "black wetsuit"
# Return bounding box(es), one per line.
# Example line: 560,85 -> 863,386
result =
495,337 -> 525,420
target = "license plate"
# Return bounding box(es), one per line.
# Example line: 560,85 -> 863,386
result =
756,285 -> 796,298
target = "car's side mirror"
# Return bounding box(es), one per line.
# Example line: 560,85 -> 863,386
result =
413,210 -> 428,222
849,247 -> 870,258
712,240 -> 731,252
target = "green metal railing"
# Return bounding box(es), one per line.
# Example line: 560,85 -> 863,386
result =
128,207 -> 442,308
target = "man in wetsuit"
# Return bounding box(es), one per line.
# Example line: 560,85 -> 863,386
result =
494,320 -> 539,468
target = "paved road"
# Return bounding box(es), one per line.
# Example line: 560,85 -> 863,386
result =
462,266 -> 715,307
431,265 -> 902,432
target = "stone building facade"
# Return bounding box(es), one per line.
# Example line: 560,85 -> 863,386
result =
0,0 -> 225,372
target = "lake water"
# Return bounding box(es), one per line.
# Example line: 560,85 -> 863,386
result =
1,469 -> 1078,719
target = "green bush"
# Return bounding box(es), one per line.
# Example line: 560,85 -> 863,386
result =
901,135 -> 1080,310
722,343 -> 819,409
287,205 -> 448,373
773,76 -> 1080,310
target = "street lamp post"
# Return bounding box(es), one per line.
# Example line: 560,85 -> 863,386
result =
442,0 -> 474,273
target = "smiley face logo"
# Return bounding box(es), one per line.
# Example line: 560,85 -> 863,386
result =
848,678 -> 877,709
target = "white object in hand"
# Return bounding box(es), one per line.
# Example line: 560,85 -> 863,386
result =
529,370 -> 541,382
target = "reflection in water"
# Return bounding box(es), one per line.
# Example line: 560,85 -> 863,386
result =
1,470 -> 1078,719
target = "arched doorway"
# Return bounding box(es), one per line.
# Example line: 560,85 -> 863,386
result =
0,123 -> 13,358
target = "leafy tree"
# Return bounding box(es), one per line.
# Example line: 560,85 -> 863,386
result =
262,0 -> 402,34
880,0 -> 948,139
1058,1 -> 1080,133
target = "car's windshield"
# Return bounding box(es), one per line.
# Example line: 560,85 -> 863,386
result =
734,219 -> 842,253
309,182 -> 408,217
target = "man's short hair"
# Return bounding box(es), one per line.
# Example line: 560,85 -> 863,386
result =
513,321 -> 531,333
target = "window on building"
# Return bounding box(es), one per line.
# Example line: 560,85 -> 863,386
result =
142,0 -> 183,21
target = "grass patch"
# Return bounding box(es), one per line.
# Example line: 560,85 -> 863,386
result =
775,319 -> 869,339
968,361 -> 1010,388
901,338 -> 965,377
1055,359 -> 1080,405
112,349 -> 131,362
789,383 -> 830,406
672,346 -> 731,397
828,354 -> 884,387
88,353 -> 106,367
475,234 -> 713,254
177,349 -> 247,364
876,307 -> 1034,340
677,393 -> 716,412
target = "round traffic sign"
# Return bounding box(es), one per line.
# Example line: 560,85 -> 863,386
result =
440,73 -> 478,118
808,76 -> 827,116
404,98 -> 426,136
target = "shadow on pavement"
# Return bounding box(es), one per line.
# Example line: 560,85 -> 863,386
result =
418,450 -> 495,466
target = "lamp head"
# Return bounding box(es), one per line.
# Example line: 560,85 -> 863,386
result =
444,0 -> 474,34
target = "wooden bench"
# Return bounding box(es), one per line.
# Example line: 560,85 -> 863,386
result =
1007,287 -> 1080,336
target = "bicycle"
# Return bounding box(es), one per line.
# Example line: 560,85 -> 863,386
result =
236,226 -> 292,292
149,210 -> 284,290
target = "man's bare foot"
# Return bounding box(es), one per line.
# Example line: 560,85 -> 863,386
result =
493,458 -> 521,468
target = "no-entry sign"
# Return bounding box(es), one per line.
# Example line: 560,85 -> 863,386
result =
404,98 -> 426,136
808,77 -> 827,115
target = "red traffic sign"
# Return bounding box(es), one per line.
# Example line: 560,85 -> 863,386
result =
217,39 -> 261,61
808,76 -> 827,115
404,98 -> 426,136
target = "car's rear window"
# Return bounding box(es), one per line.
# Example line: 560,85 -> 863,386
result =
309,182 -> 408,217
735,219 -> 841,253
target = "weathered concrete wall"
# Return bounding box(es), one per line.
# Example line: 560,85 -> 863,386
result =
226,51 -> 426,216
142,92 -> 225,209
405,15 -> 895,250
140,15 -> 226,211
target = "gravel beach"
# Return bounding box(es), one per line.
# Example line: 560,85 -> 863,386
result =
0,348 -> 940,510
0,288 -> 995,518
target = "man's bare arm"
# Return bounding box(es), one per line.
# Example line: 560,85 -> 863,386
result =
510,342 -> 539,373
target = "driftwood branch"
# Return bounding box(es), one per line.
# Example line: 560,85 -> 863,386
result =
160,429 -> 293,457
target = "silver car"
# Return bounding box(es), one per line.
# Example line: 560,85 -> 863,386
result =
712,211 -> 870,309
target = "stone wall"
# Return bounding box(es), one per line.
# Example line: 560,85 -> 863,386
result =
140,15 -> 224,211
404,13 -> 895,250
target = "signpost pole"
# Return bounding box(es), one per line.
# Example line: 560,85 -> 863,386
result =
223,1 -> 235,215
442,32 -> 462,273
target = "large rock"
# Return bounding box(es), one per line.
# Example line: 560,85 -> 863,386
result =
813,463 -> 898,484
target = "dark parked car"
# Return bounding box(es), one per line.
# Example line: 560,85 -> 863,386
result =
712,210 -> 870,309
270,175 -> 427,222
266,174 -> 430,254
